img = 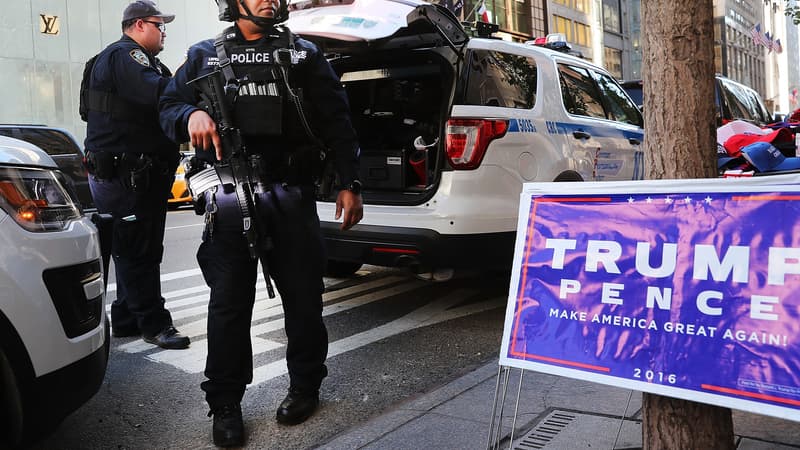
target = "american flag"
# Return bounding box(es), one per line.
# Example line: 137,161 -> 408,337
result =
750,23 -> 762,46
477,0 -> 489,22
774,38 -> 783,54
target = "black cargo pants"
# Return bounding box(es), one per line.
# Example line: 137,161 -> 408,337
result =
88,153 -> 176,336
197,183 -> 328,409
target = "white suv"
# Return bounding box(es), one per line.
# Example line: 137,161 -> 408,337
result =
288,0 -> 644,276
0,135 -> 108,447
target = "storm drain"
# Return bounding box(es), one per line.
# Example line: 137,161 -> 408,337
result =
511,409 -> 642,450
512,411 -> 576,449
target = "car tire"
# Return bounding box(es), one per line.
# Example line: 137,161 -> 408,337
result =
0,347 -> 24,449
325,260 -> 362,278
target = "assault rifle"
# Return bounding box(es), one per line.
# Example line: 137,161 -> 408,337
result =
188,69 -> 275,298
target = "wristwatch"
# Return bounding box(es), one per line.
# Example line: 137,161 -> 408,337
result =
345,180 -> 362,195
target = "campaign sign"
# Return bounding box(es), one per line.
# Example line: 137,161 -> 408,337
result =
500,176 -> 800,421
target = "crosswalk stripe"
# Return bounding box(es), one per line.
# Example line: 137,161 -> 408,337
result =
106,266 -> 370,296
106,268 -> 203,293
147,336 -> 284,373
249,289 -> 480,386
106,270 -> 373,310
115,275 -> 410,354
117,283 -> 502,385
106,274 -> 266,311
142,277 -> 428,371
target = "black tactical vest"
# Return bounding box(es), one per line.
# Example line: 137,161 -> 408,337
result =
222,37 -> 287,136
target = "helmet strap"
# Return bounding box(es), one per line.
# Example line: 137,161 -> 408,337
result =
237,0 -> 280,29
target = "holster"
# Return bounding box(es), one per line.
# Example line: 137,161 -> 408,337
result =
85,151 -> 120,180
85,151 -> 154,192
119,153 -> 153,192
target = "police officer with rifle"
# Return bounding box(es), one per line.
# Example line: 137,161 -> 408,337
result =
84,1 -> 189,350
158,0 -> 363,446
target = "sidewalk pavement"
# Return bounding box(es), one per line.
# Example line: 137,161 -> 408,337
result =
319,359 -> 800,450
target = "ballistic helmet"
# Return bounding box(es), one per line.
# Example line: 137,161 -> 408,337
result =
214,0 -> 289,26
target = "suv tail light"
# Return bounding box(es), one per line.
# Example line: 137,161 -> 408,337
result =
445,119 -> 508,170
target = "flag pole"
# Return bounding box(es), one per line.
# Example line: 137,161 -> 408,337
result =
463,0 -> 482,22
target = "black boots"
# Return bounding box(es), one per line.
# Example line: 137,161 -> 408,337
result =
142,326 -> 190,349
276,388 -> 320,425
208,389 -> 319,447
210,404 -> 244,448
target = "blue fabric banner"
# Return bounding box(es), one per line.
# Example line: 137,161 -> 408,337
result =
500,177 -> 800,421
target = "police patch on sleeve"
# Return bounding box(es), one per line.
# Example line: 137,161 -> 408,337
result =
129,49 -> 150,67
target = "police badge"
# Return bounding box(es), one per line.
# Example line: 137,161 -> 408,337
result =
130,49 -> 150,67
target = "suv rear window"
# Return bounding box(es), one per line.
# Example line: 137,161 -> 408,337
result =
593,72 -> 643,126
461,50 -> 538,109
559,64 -> 643,127
558,64 -> 606,118
717,77 -> 772,125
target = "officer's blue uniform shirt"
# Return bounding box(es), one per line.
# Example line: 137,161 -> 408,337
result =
159,25 -> 360,186
85,35 -> 176,156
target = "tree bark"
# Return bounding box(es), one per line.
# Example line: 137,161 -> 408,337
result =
641,1 -> 734,448
643,394 -> 735,449
642,0 -> 717,179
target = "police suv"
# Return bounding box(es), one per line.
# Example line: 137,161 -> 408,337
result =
0,135 -> 108,447
288,0 -> 644,276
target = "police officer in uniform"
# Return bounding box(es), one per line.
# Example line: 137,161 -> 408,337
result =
85,0 -> 190,350
159,0 -> 362,446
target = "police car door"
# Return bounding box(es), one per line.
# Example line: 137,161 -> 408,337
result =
557,62 -> 645,181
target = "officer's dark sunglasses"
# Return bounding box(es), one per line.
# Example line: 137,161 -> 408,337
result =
142,20 -> 166,32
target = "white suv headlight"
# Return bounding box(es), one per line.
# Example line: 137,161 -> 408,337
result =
0,166 -> 81,232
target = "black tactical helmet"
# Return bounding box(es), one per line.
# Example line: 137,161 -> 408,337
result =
215,0 -> 288,25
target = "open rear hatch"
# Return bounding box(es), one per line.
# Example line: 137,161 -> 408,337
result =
288,0 -> 468,54
288,0 -> 468,205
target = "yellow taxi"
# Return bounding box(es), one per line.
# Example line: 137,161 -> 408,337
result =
168,152 -> 193,208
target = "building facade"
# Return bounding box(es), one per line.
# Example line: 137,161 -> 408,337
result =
713,0 -> 766,99
4,0 -> 797,145
0,0 -> 219,143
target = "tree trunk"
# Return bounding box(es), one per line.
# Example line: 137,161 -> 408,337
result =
643,394 -> 735,449
641,1 -> 734,448
642,0 -> 717,179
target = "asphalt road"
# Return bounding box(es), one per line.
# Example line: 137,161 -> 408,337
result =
33,208 -> 511,449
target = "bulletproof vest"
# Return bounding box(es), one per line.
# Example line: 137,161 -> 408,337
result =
220,34 -> 289,136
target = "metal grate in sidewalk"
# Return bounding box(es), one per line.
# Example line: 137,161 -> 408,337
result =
512,411 -> 577,449
511,409 -> 642,450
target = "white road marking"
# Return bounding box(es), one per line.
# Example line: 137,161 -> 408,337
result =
170,275 -> 409,339
249,291 -> 504,387
107,268 -> 203,293
107,274 -> 267,311
112,269 -> 502,385
148,336 -> 283,373
165,223 -> 205,230
116,275 -> 408,355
